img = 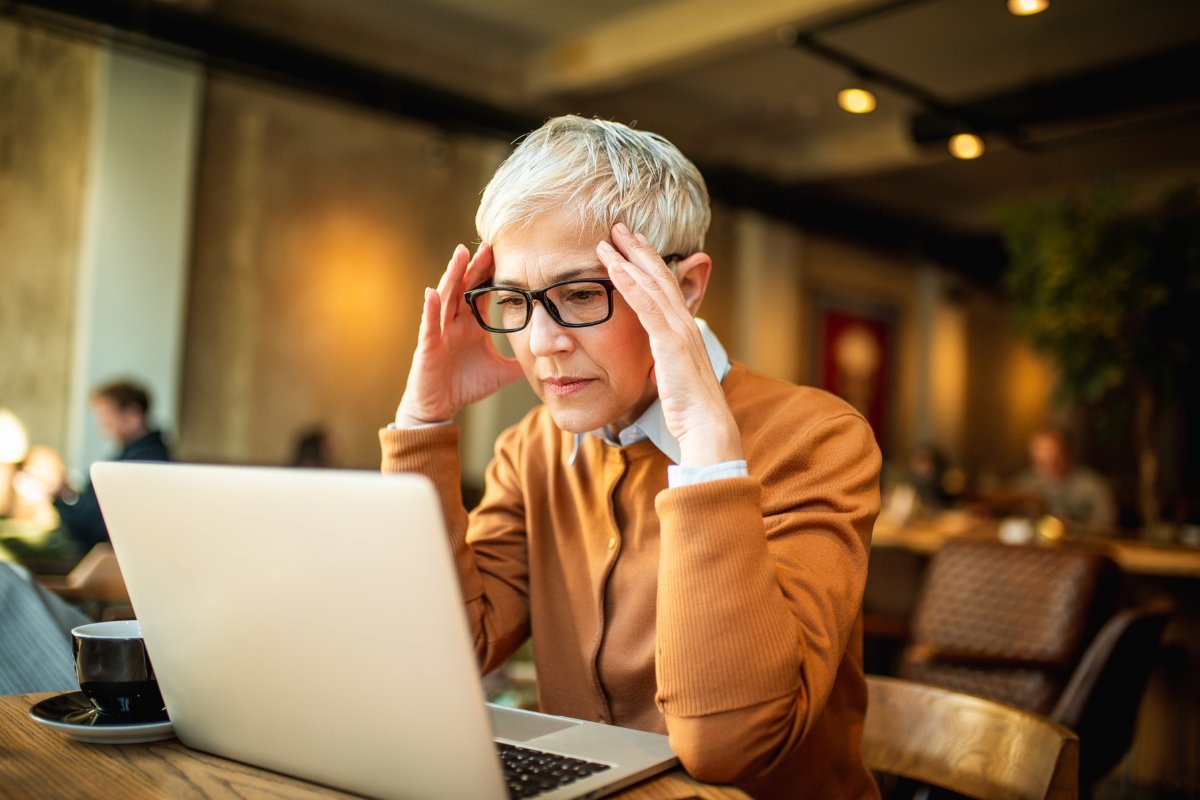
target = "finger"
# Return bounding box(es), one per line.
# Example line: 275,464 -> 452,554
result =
462,243 -> 494,292
602,255 -> 672,334
435,245 -> 467,295
610,223 -> 675,283
599,240 -> 690,326
417,286 -> 442,348
438,245 -> 470,331
608,226 -> 692,316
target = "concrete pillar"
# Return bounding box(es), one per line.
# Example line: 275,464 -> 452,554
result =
67,49 -> 201,477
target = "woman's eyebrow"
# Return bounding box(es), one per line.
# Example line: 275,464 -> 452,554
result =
493,265 -> 605,288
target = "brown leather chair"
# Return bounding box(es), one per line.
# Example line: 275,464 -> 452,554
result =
1049,602 -> 1172,792
863,675 -> 1079,800
899,539 -> 1172,794
900,539 -> 1118,715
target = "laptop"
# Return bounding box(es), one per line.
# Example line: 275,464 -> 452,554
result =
91,461 -> 678,800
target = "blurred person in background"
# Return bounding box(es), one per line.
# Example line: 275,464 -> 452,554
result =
1013,426 -> 1117,530
973,426 -> 1117,534
7,446 -> 67,536
290,426 -> 336,468
15,380 -> 171,551
881,442 -> 961,524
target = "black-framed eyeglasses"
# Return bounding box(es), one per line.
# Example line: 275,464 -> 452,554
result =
465,278 -> 617,333
464,254 -> 684,334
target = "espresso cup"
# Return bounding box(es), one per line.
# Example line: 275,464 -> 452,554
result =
71,620 -> 166,718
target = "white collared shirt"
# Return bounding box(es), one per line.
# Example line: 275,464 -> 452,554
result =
568,318 -> 749,488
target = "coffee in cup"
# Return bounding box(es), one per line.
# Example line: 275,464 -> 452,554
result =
71,620 -> 166,719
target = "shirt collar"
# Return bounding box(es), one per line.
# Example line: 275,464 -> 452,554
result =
566,318 -> 730,466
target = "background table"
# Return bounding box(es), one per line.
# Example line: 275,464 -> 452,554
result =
1,693 -> 749,800
871,514 -> 1200,578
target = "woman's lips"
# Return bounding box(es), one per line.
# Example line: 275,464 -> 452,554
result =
542,377 -> 594,397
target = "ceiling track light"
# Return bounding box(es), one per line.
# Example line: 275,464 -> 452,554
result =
792,31 -> 1025,154
948,132 -> 985,159
1008,0 -> 1050,16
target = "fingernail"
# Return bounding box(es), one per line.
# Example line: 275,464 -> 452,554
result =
597,240 -> 616,255
614,222 -> 630,236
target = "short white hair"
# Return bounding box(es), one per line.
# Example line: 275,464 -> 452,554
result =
476,116 -> 711,256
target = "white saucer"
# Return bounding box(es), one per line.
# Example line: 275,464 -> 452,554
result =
29,691 -> 175,745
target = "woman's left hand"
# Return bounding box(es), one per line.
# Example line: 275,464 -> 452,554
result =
597,222 -> 743,467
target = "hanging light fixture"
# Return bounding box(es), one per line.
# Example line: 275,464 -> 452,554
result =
1007,0 -> 1049,16
837,85 -> 876,114
948,132 -> 985,159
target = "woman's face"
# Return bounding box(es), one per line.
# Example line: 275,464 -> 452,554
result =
489,210 -> 658,434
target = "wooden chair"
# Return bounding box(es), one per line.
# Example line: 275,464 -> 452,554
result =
36,543 -> 134,619
863,675 -> 1079,800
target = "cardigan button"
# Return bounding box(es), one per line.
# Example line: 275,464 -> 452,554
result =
607,536 -> 617,550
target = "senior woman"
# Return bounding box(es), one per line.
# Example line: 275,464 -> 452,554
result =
381,115 -> 881,799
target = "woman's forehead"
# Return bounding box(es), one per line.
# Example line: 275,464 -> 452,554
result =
491,215 -> 609,285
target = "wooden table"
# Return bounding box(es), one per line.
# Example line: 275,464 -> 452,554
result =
871,513 -> 1200,579
1,693 -> 749,800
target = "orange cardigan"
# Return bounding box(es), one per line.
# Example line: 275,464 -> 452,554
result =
380,363 -> 881,799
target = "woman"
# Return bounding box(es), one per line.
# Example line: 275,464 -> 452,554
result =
381,116 -> 881,799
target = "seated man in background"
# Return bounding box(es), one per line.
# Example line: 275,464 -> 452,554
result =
383,116 -> 881,799
1014,426 -> 1117,530
17,380 -> 171,551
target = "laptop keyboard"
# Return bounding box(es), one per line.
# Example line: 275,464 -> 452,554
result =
497,742 -> 612,798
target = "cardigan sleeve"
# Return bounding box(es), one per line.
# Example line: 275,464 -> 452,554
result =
652,411 -> 880,783
379,423 -> 531,674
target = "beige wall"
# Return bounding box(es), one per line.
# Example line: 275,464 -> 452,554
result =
179,77 -> 507,469
963,294 -> 1056,481
0,20 -> 96,453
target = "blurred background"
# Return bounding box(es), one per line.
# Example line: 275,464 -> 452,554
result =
4,0 -> 1199,511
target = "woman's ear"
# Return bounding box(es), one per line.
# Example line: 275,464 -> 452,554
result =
674,252 -> 713,316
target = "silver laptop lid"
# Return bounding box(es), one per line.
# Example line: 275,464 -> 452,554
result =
91,461 -> 507,800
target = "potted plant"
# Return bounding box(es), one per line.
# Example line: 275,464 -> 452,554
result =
1001,181 -> 1200,533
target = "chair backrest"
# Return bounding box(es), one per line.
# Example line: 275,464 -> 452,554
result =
57,543 -> 129,602
900,539 -> 1118,713
863,675 -> 1079,800
1050,602 -> 1172,789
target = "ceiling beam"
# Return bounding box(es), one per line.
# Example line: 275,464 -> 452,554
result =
910,40 -> 1200,148
527,0 -> 882,96
700,162 -> 1007,285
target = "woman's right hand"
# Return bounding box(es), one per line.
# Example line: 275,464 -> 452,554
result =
394,243 -> 525,427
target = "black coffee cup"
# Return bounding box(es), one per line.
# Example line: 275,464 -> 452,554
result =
72,620 -> 166,719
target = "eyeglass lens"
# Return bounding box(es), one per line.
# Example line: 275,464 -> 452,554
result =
472,280 -> 611,332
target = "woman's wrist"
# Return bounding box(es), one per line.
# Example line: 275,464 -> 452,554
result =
676,416 -> 743,467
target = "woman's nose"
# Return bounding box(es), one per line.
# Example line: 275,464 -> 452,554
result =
526,302 -> 573,357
